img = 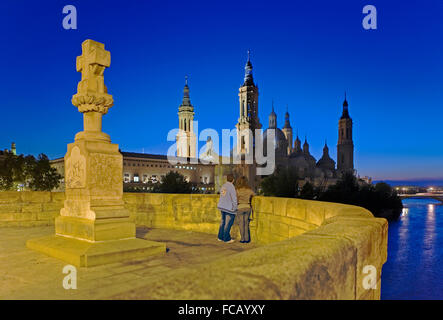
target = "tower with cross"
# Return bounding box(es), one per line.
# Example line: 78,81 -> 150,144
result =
176,75 -> 197,158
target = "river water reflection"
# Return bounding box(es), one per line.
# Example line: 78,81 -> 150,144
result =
381,198 -> 443,299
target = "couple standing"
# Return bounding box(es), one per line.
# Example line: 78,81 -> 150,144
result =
217,174 -> 255,244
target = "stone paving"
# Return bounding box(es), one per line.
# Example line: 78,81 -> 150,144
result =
0,226 -> 257,299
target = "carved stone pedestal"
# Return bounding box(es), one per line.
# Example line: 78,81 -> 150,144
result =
27,39 -> 165,267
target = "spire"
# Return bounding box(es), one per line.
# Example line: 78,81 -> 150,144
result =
317,137 -> 335,169
181,75 -> 192,107
243,49 -> 254,86
303,136 -> 310,154
283,104 -> 291,129
323,139 -> 329,154
341,91 -> 350,119
294,130 -> 301,152
269,100 -> 277,129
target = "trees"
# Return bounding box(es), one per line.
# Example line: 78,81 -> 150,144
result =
260,166 -> 298,197
299,181 -> 318,200
259,170 -> 402,221
318,173 -> 403,221
153,171 -> 192,194
0,153 -> 61,191
27,154 -> 62,191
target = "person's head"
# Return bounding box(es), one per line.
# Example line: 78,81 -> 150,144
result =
235,176 -> 250,189
226,174 -> 235,183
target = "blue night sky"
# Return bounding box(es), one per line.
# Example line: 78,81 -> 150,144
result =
0,0 -> 442,181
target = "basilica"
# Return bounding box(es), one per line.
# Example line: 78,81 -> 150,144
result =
51,52 -> 356,193
175,51 -> 355,190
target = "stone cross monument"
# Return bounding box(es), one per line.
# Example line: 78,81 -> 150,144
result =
27,40 -> 165,267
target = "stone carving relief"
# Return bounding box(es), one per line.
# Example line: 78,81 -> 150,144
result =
89,153 -> 121,196
65,146 -> 86,189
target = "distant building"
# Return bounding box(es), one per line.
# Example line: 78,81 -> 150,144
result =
51,152 -> 216,193
0,142 -> 17,160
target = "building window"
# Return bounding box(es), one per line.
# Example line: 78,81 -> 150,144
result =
133,174 -> 139,183
124,173 -> 130,183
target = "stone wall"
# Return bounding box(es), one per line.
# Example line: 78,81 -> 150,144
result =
0,191 -> 388,299
0,191 -> 64,227
125,193 -> 331,244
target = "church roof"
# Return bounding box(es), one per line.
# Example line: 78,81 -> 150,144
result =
316,142 -> 336,169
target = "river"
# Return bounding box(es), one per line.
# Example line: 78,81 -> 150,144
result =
381,198 -> 443,299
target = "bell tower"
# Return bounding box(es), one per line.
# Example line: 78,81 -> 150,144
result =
337,93 -> 354,173
282,105 -> 293,155
176,76 -> 197,158
236,50 -> 261,157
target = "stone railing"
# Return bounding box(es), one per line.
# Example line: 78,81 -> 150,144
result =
0,191 -> 388,299
0,191 -> 64,227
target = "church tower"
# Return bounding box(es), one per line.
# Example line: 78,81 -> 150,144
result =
176,76 -> 197,158
268,101 -> 277,129
282,105 -> 293,155
337,93 -> 354,173
236,50 -> 262,158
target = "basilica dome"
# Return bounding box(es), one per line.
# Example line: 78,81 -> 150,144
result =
263,127 -> 288,157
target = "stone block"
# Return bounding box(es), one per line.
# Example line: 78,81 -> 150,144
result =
123,193 -> 145,205
0,212 -> 15,221
286,198 -> 307,220
21,191 -> 51,203
6,212 -> 37,221
287,218 -> 317,232
37,211 -> 59,221
26,235 -> 166,267
272,198 -> 288,216
305,203 -> 325,226
144,193 -> 164,206
22,203 -> 42,213
0,192 -> 21,203
253,196 -> 273,214
55,216 -> 135,242
51,192 -> 66,203
42,202 -> 63,212
0,203 -> 22,213
289,225 -> 306,238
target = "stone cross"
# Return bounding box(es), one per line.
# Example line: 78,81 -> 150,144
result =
76,40 -> 110,95
71,40 -> 114,138
72,39 -> 113,115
